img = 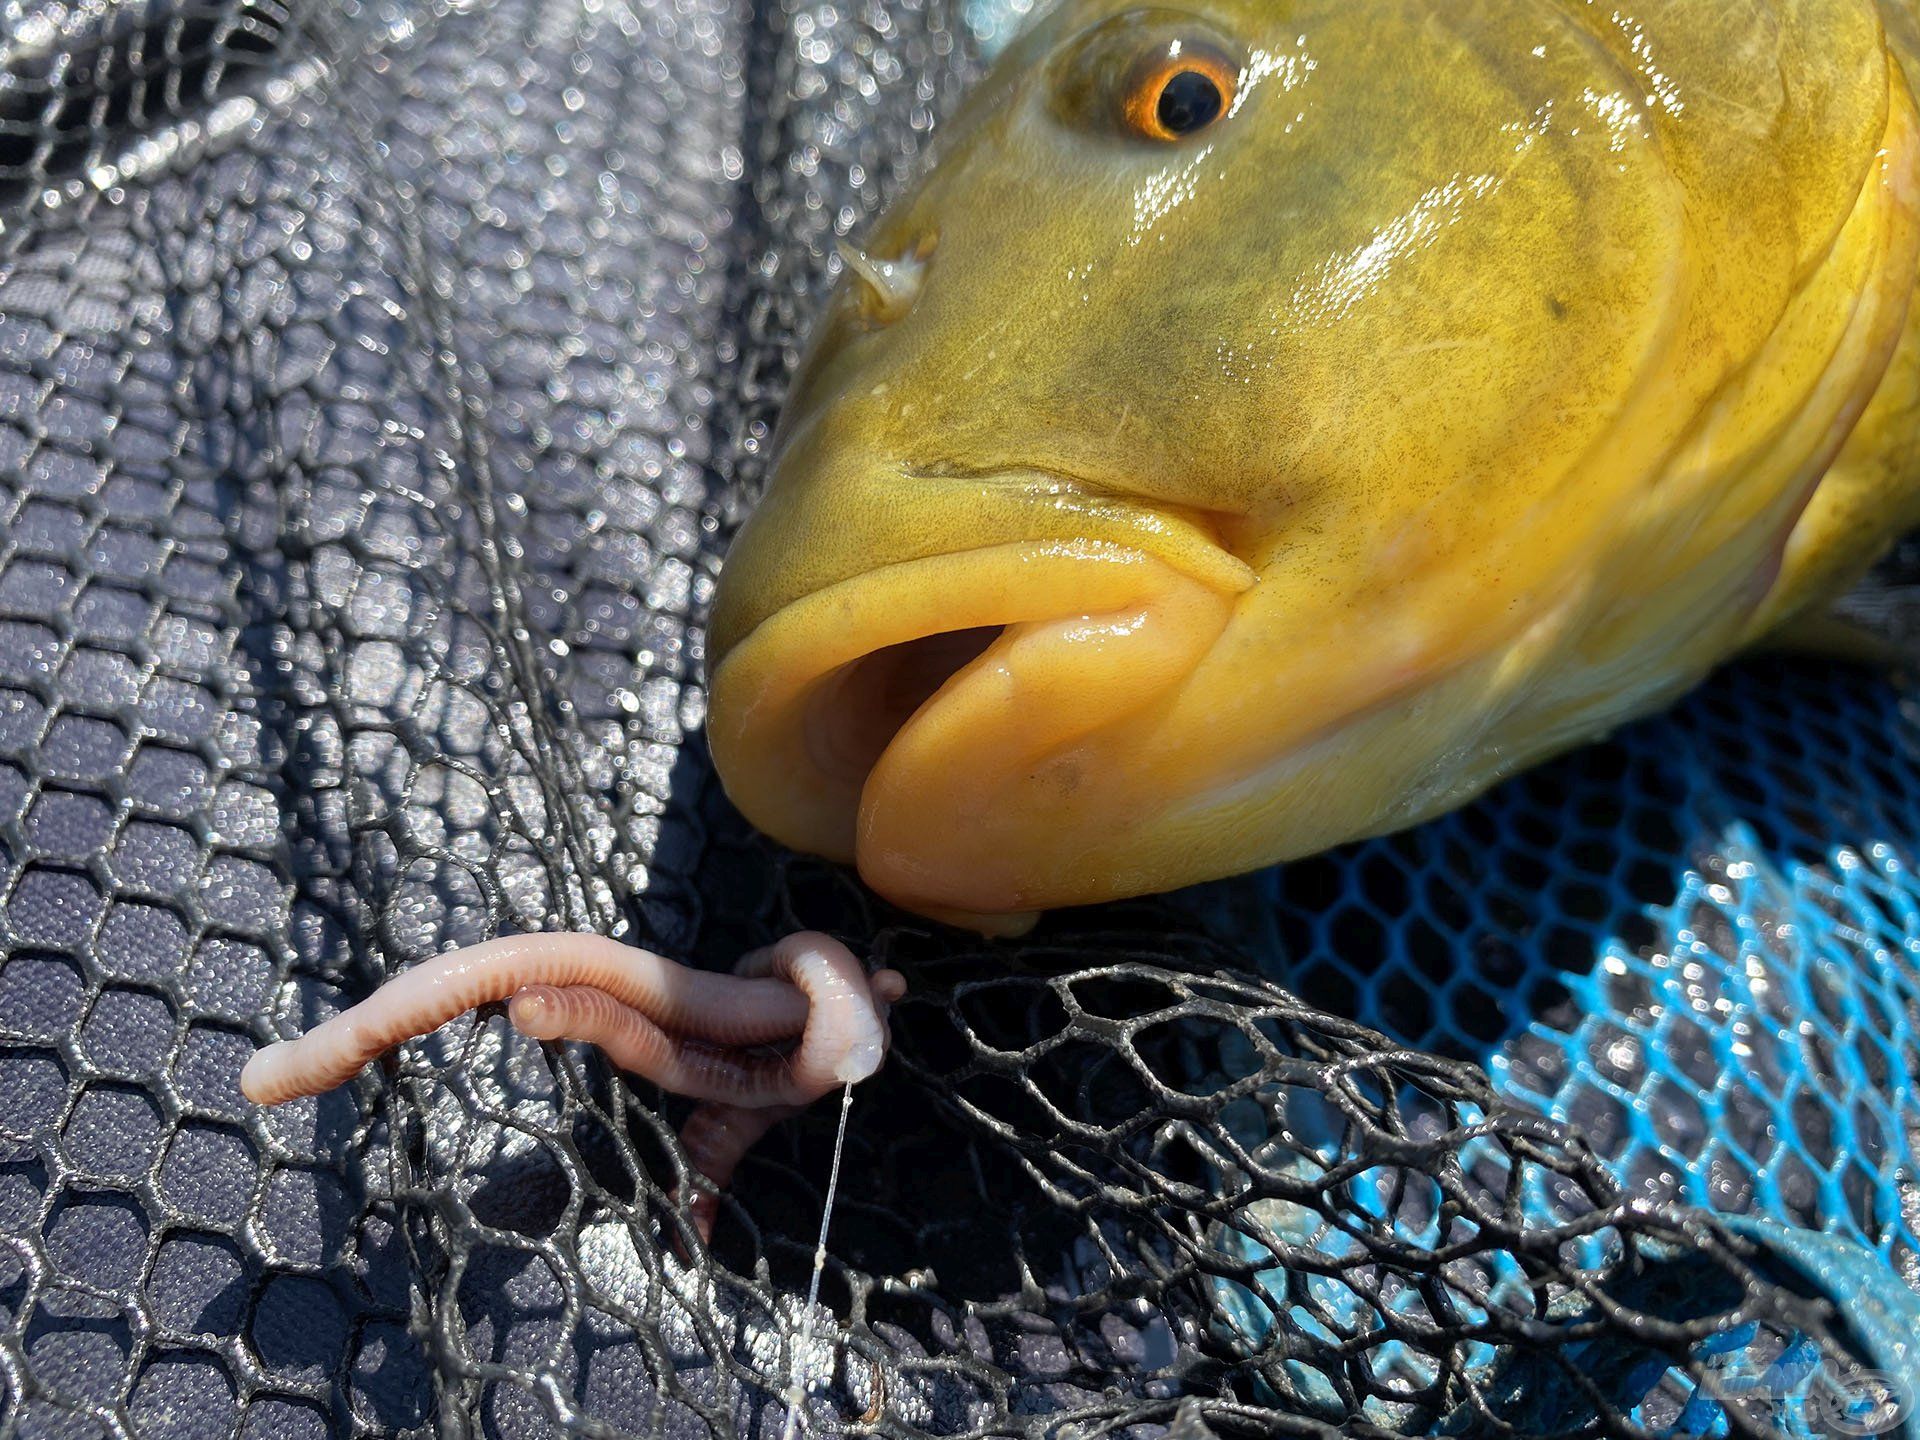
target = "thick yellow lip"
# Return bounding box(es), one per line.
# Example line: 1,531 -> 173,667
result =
707,519 -> 1253,929
706,462 -> 1257,660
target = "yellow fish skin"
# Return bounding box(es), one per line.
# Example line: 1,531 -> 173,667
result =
708,0 -> 1920,931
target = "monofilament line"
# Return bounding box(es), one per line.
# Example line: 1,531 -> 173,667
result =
779,1080 -> 856,1440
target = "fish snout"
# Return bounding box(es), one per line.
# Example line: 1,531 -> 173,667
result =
707,473 -> 1255,928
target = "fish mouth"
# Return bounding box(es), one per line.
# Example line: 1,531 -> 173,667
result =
707,512 -> 1253,930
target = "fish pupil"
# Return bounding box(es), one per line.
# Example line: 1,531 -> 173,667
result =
1156,69 -> 1223,135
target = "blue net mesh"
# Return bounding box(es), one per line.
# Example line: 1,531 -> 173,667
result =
1264,656 -> 1920,1282
1181,654 -> 1920,1436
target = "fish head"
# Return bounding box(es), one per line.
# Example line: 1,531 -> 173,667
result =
709,0 -> 1919,929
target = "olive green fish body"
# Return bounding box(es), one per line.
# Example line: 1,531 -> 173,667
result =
710,0 -> 1920,929
1759,0 -> 1920,641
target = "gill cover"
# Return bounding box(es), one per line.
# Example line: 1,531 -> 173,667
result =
709,0 -> 1920,929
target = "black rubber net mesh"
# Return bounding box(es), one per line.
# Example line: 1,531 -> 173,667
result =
0,0 -> 1913,1436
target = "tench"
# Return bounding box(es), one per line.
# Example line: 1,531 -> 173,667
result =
708,0 -> 1920,933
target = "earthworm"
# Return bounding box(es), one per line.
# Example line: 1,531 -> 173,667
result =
504,933 -> 907,1107
241,929 -> 901,1104
240,930 -> 902,1241
676,1101 -> 802,1241
659,944 -> 907,1239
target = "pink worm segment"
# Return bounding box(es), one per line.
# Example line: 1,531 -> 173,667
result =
241,930 -> 904,1244
661,942 -> 907,1240
239,931 -> 852,1106
677,1102 -> 801,1241
505,936 -> 901,1106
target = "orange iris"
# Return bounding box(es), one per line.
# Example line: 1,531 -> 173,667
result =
1121,47 -> 1239,141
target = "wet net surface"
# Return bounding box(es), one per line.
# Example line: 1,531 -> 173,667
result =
0,0 -> 1915,1436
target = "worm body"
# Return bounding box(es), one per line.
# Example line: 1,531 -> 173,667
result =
242,930 -> 902,1239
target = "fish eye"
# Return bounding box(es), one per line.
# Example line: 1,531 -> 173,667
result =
1123,45 -> 1238,141
1049,10 -> 1245,143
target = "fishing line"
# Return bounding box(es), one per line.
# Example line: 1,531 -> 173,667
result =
780,1080 -> 856,1440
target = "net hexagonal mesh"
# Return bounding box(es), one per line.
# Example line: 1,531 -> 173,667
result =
0,0 -> 1915,1436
